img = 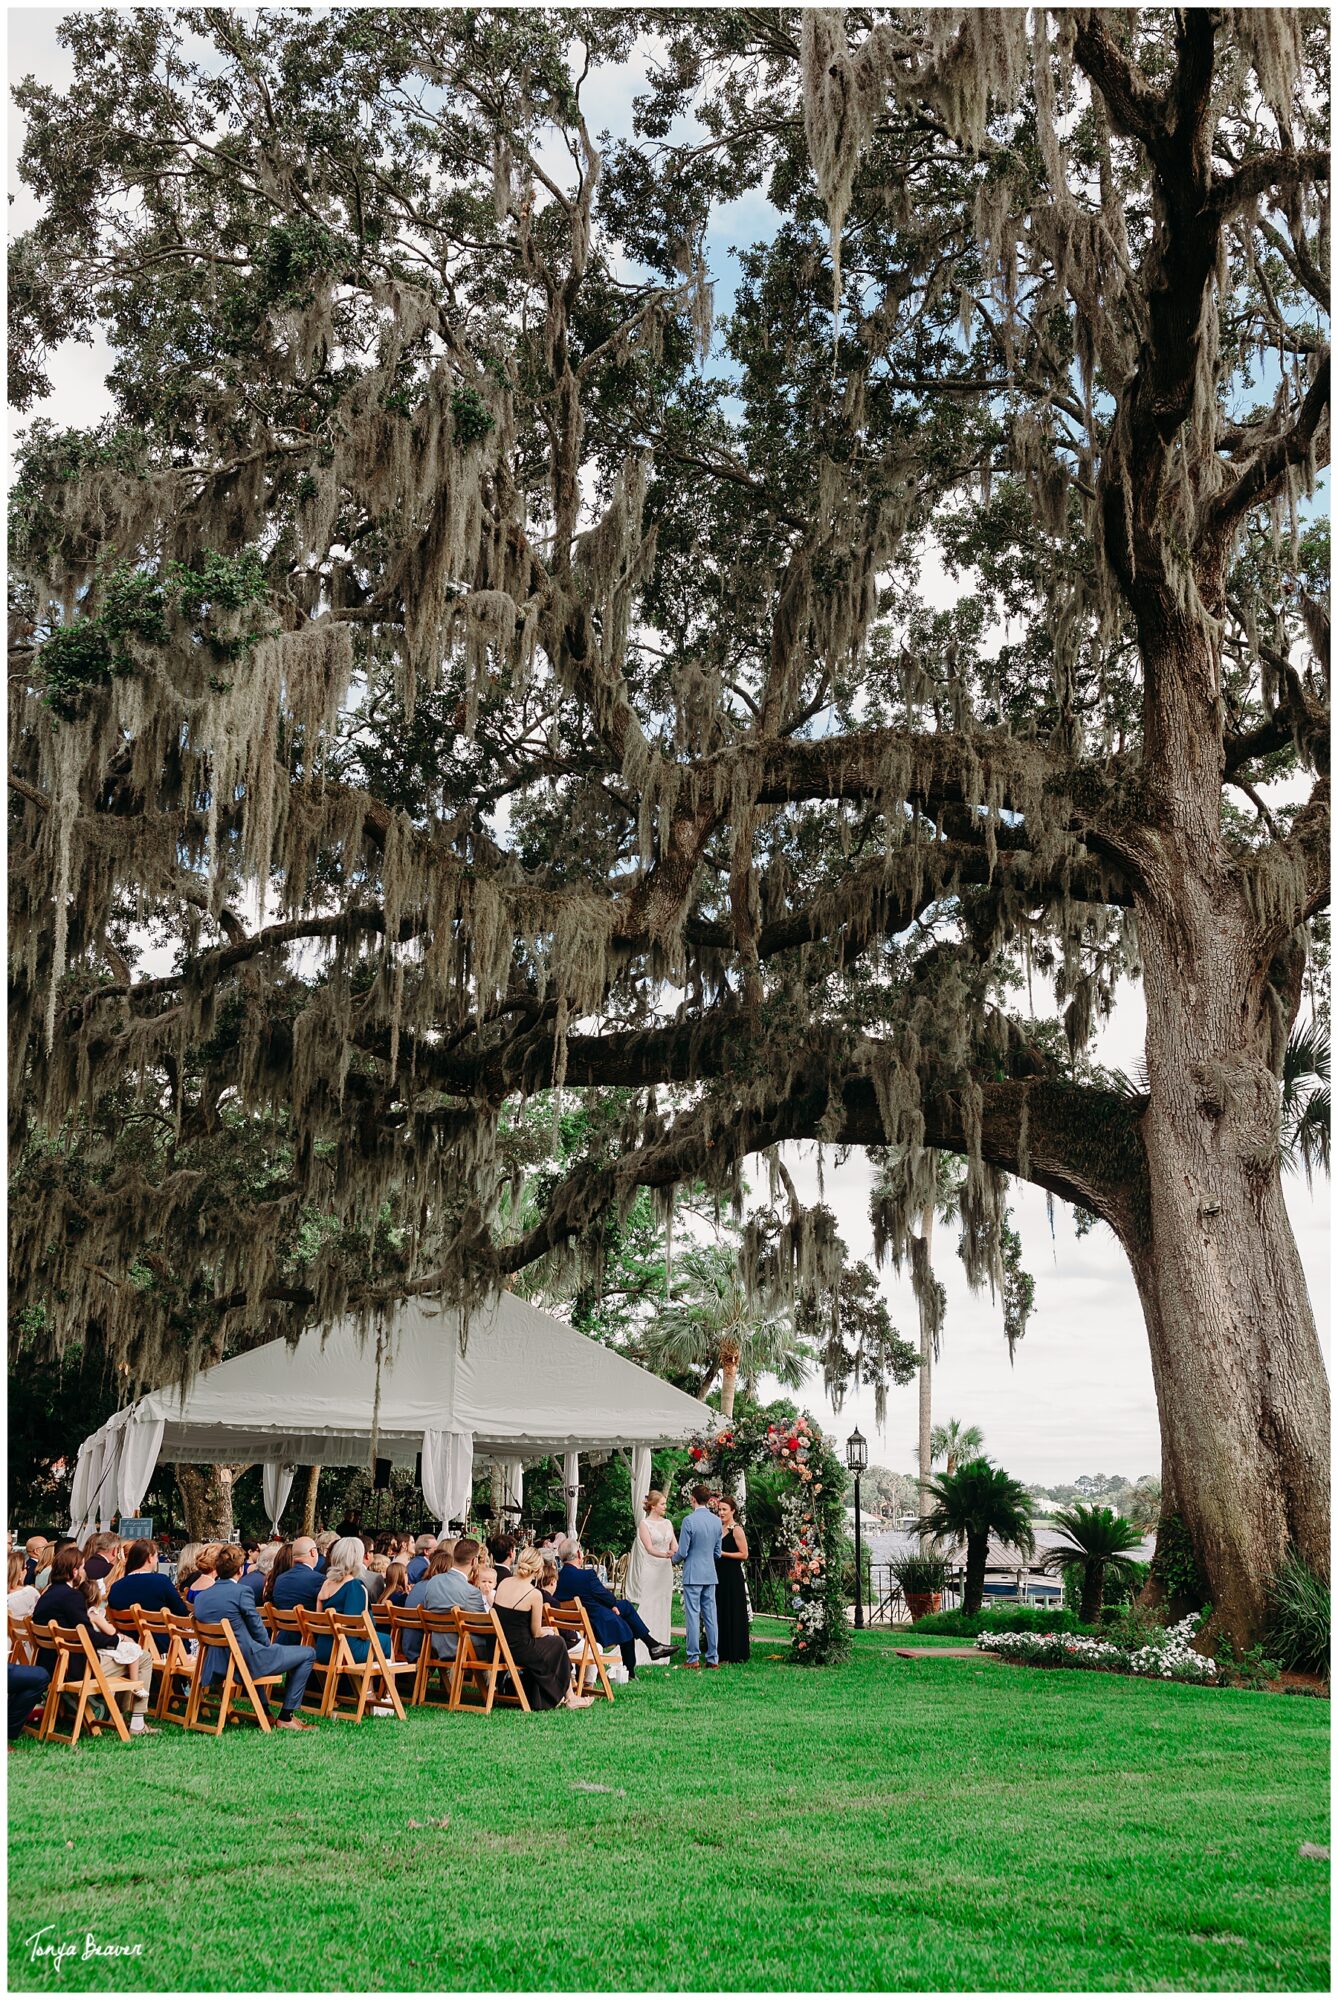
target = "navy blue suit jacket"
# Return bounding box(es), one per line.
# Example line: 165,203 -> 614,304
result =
554,1563 -> 629,1646
191,1579 -> 310,1684
268,1564 -> 322,1612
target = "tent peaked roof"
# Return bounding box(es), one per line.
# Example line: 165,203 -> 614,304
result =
136,1289 -> 709,1463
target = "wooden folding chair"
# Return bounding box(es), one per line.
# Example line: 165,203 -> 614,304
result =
26,1622 -> 138,1745
548,1602 -> 617,1701
449,1608 -> 529,1714
276,1607 -> 337,1717
385,1605 -> 433,1705
317,1611 -> 411,1722
133,1609 -> 197,1724
185,1618 -> 285,1735
414,1610 -> 462,1709
8,1612 -> 37,1666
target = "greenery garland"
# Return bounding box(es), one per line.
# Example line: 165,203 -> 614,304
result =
682,1408 -> 850,1665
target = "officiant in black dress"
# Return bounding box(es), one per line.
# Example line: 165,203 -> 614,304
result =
714,1495 -> 751,1663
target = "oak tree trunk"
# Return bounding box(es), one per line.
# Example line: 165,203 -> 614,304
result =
1124,616 -> 1330,1648
174,1463 -> 250,1541
299,1464 -> 320,1537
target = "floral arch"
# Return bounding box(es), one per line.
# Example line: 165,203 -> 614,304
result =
681,1407 -> 849,1666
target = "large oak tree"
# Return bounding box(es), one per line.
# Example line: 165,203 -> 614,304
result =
9,8 -> 1329,1641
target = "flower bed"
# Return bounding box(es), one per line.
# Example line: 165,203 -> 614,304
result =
977,1613 -> 1219,1685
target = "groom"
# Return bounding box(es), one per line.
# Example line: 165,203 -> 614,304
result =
674,1485 -> 723,1669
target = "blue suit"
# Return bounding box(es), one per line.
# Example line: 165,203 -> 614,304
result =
555,1562 -> 656,1675
268,1564 -> 322,1613
675,1506 -> 723,1664
191,1578 -> 315,1718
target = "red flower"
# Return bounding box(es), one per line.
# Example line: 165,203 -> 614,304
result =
785,1436 -> 799,1451
690,1446 -> 703,1460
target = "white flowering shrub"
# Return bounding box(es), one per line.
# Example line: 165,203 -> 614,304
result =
977,1613 -> 1218,1684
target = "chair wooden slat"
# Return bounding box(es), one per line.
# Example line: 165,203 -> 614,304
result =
414,1609 -> 462,1709
548,1602 -> 617,1701
185,1618 -> 285,1735
25,1622 -> 138,1746
449,1608 -> 530,1715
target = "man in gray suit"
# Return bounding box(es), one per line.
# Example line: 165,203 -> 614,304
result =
674,1485 -> 723,1669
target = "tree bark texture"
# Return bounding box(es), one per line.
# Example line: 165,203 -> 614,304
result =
1118,616 -> 1330,1646
299,1464 -> 320,1537
174,1462 -> 250,1542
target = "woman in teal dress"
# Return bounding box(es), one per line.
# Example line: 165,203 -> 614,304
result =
314,1537 -> 370,1663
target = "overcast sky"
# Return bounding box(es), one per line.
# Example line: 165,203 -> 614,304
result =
9,10 -> 1330,1486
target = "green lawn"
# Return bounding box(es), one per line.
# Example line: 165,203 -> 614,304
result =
8,1624 -> 1329,1992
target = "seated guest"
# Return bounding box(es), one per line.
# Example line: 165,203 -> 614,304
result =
379,1562 -> 410,1611
406,1534 -> 437,1586
470,1557 -> 498,1609
494,1550 -> 593,1711
261,1543 -> 295,1606
421,1537 -> 486,1660
487,1533 -> 516,1582
8,1551 -> 39,1621
242,1542 -> 283,1601
82,1532 -> 123,1598
22,1535 -> 47,1587
30,1540 -> 58,1591
400,1546 -> 452,1662
268,1537 -> 323,1612
362,1551 -> 388,1607
33,1546 -> 156,1736
106,1539 -> 189,1617
9,1662 -> 49,1743
184,1545 -> 220,1603
192,1544 -> 316,1730
554,1538 -> 672,1678
314,1531 -> 338,1571
538,1557 -> 560,1604
313,1537 -> 371,1665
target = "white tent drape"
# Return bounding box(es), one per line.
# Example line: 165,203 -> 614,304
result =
116,1418 -> 165,1522
624,1444 -> 653,1600
68,1435 -> 98,1540
495,1457 -> 524,1515
262,1461 -> 297,1532
421,1428 -> 474,1529
562,1451 -> 580,1537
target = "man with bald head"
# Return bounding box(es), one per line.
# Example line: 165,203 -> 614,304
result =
268,1536 -> 323,1612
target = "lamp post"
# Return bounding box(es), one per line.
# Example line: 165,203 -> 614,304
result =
846,1427 -> 868,1630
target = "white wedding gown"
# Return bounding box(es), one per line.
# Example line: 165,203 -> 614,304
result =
633,1516 -> 676,1663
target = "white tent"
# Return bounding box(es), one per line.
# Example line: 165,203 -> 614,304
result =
70,1292 -> 709,1537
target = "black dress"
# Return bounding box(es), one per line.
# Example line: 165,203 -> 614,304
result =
494,1602 -> 574,1710
715,1529 -> 751,1663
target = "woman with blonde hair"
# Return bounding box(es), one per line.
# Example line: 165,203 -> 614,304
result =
183,1545 -> 220,1604
632,1489 -> 678,1661
493,1549 -> 593,1710
315,1535 -> 370,1664
7,1550 -> 39,1620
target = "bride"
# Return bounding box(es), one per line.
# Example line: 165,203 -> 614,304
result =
632,1490 -> 678,1662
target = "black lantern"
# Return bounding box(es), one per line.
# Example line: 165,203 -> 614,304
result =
846,1428 -> 868,1629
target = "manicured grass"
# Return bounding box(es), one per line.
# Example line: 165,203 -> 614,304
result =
8,1626 -> 1329,1992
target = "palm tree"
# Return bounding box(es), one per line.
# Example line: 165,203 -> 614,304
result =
637,1243 -> 807,1418
929,1418 -> 984,1477
1040,1504 -> 1146,1623
1281,1021 -> 1330,1189
917,1458 -> 1035,1615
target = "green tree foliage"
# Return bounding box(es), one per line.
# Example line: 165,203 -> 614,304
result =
929,1417 -> 984,1475
918,1457 -> 1036,1615
6,8 -> 1329,1643
1039,1502 -> 1147,1623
